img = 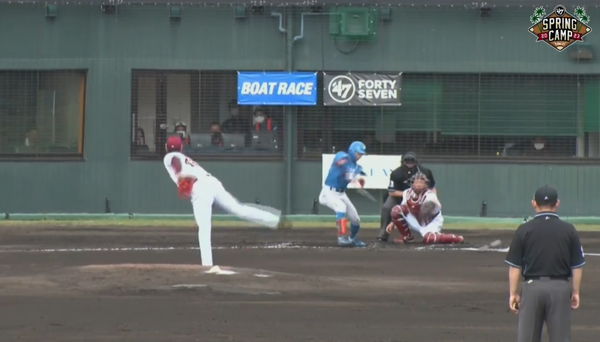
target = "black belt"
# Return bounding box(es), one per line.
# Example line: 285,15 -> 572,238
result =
329,187 -> 345,193
523,276 -> 570,281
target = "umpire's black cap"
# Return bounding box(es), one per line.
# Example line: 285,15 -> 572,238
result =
534,185 -> 558,206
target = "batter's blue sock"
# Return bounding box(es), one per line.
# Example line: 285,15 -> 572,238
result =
336,212 -> 345,221
350,223 -> 360,239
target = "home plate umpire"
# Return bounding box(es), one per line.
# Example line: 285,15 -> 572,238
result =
504,185 -> 585,342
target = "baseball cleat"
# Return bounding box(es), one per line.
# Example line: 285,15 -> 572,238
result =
393,234 -> 414,244
422,232 -> 464,245
349,238 -> 366,247
338,236 -> 351,246
338,236 -> 366,247
376,236 -> 388,243
441,234 -> 464,244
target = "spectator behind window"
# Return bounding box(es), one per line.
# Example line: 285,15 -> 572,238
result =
174,121 -> 190,145
253,107 -> 279,132
134,127 -> 149,153
363,132 -> 382,154
25,129 -> 38,147
210,122 -> 223,147
525,136 -> 549,157
222,100 -> 250,134
135,127 -> 146,145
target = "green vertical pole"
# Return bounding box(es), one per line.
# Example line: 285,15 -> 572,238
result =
284,9 -> 294,215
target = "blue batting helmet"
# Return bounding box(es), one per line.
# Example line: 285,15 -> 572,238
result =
348,141 -> 366,161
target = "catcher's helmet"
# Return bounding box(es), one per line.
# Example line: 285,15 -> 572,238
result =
410,171 -> 430,187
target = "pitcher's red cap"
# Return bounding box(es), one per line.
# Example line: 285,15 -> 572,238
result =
166,136 -> 183,152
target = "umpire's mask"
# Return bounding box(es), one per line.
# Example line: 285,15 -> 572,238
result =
403,152 -> 419,172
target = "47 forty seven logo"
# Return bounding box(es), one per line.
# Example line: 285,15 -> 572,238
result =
529,5 -> 592,51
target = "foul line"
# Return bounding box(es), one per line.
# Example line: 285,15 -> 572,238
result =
1,245 -> 599,256
0,244 -> 331,253
420,246 -> 600,257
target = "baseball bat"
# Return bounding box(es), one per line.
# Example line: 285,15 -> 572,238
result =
477,239 -> 502,251
357,188 -> 378,203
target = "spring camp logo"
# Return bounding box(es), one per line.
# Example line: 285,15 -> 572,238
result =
529,5 -> 591,51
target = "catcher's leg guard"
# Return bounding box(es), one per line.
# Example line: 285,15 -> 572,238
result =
423,232 -> 464,245
390,205 -> 414,243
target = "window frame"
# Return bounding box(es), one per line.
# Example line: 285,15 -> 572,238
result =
295,71 -> 600,165
0,69 -> 87,161
130,69 -> 285,161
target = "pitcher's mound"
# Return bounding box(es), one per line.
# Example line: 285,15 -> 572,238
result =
53,263 -> 317,295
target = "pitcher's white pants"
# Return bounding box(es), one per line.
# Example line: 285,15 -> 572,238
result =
191,175 -> 281,266
404,212 -> 444,237
318,186 -> 360,225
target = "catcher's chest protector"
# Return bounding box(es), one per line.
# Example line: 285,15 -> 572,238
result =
406,189 -> 430,217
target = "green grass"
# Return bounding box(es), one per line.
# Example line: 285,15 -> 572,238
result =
2,219 -> 600,231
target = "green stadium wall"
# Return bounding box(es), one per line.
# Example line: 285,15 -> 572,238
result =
0,5 -> 599,216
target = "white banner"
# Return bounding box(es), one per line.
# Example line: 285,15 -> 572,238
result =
321,154 -> 402,190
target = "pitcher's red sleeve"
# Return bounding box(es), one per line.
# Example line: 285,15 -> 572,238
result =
170,156 -> 182,174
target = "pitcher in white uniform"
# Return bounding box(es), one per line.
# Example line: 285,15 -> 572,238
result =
163,136 -> 289,266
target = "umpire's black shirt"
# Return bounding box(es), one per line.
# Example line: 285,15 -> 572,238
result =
388,165 -> 436,194
504,212 -> 586,278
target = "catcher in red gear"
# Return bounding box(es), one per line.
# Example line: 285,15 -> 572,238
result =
385,172 -> 464,245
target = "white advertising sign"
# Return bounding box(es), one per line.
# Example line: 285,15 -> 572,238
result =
321,154 -> 402,190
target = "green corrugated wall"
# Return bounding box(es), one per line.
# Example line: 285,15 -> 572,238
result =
0,5 -> 599,216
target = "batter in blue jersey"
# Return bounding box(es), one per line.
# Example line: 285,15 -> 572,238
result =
319,141 -> 367,247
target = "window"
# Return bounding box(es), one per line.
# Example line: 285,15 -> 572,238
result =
297,73 -> 600,161
131,70 -> 284,159
0,70 -> 86,158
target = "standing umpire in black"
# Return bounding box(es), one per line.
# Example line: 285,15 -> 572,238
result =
376,152 -> 436,242
505,185 -> 585,342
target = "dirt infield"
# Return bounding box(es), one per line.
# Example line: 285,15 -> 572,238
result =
0,226 -> 599,342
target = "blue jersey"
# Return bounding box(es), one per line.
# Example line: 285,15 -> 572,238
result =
324,151 -> 364,191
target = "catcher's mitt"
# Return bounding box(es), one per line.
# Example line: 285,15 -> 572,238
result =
177,177 -> 196,199
418,200 -> 437,225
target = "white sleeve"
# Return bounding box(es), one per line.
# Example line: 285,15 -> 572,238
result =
400,190 -> 409,205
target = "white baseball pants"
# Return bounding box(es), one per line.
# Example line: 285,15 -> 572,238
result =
191,175 -> 281,266
404,212 -> 444,237
318,186 -> 360,225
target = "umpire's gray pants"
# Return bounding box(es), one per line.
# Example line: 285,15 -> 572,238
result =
378,195 -> 402,238
518,278 -> 572,342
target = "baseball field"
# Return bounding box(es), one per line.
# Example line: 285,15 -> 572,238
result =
0,221 -> 598,342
